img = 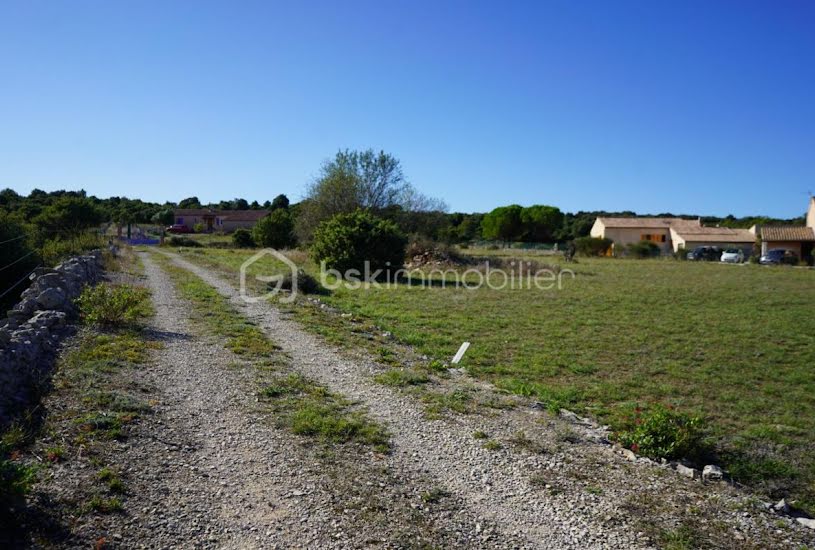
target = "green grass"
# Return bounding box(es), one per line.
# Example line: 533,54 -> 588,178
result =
373,369 -> 429,387
178,247 -> 815,512
258,373 -> 390,452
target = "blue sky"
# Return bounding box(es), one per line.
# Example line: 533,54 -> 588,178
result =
1,1 -> 813,217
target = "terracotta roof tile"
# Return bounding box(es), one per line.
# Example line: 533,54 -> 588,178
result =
597,217 -> 701,229
760,226 -> 815,242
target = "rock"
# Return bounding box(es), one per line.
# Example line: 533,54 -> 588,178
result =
36,287 -> 66,310
676,464 -> 699,480
702,464 -> 724,482
796,517 -> 815,529
773,498 -> 791,514
35,272 -> 65,290
619,447 -> 637,462
0,329 -> 10,347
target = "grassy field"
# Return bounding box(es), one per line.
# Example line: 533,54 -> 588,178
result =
170,245 -> 815,511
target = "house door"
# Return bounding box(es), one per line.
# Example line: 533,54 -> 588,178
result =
206,217 -> 214,232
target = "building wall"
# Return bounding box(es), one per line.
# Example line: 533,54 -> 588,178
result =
220,219 -> 260,233
597,227 -> 673,253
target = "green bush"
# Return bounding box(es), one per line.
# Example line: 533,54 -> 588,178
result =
278,269 -> 325,295
0,213 -> 39,311
39,232 -> 103,266
310,210 -> 407,277
573,236 -> 612,257
231,228 -> 255,248
253,209 -> 295,249
626,240 -> 661,258
167,236 -> 202,247
193,222 -> 205,233
77,283 -> 151,327
617,404 -> 706,460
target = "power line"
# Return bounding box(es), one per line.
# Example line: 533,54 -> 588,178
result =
0,250 -> 36,273
0,264 -> 41,301
0,235 -> 26,246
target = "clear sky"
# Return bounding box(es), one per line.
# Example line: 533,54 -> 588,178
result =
1,1 -> 813,217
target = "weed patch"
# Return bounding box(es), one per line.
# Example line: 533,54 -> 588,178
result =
77,283 -> 152,327
373,369 -> 429,387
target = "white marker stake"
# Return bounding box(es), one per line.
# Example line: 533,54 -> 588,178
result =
451,342 -> 471,364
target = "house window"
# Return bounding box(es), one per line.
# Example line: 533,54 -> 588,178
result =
641,233 -> 667,243
176,217 -> 183,224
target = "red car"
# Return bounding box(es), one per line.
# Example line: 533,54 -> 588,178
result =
166,224 -> 192,234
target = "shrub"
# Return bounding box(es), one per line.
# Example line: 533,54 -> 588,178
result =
573,236 -> 612,257
193,222 -> 205,233
253,209 -> 296,249
231,228 -> 255,248
0,213 -> 39,310
77,283 -> 151,327
310,210 -> 407,277
617,404 -> 706,460
39,232 -> 103,266
167,236 -> 201,247
626,240 -> 661,258
277,269 -> 325,295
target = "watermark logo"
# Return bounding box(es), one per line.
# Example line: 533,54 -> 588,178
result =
319,261 -> 574,291
240,249 -> 298,303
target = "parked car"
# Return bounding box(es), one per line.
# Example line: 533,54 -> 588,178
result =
759,249 -> 798,265
166,224 -> 192,234
720,248 -> 745,264
687,246 -> 721,261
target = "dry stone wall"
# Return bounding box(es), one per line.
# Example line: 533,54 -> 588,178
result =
0,250 -> 104,427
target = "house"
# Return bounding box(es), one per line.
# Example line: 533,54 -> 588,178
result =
590,217 -> 703,254
669,226 -> 756,255
591,216 -> 757,255
173,208 -> 269,233
758,197 -> 815,261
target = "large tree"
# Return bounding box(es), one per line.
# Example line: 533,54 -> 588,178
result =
178,196 -> 201,209
295,149 -> 444,241
521,205 -> 564,242
481,205 -> 524,244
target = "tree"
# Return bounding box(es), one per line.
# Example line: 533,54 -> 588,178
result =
151,209 -> 175,226
178,196 -> 201,209
296,149 -> 444,242
249,200 -> 260,210
310,210 -> 406,276
521,205 -> 564,243
232,198 -> 249,210
481,205 -> 524,244
253,209 -> 296,249
33,197 -> 105,235
271,194 -> 290,210
232,228 -> 255,248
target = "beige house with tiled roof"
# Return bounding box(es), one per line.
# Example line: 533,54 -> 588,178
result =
174,208 -> 270,233
590,217 -> 702,254
669,226 -> 755,254
759,198 -> 815,260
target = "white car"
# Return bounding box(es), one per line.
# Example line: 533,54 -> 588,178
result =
720,248 -> 745,263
